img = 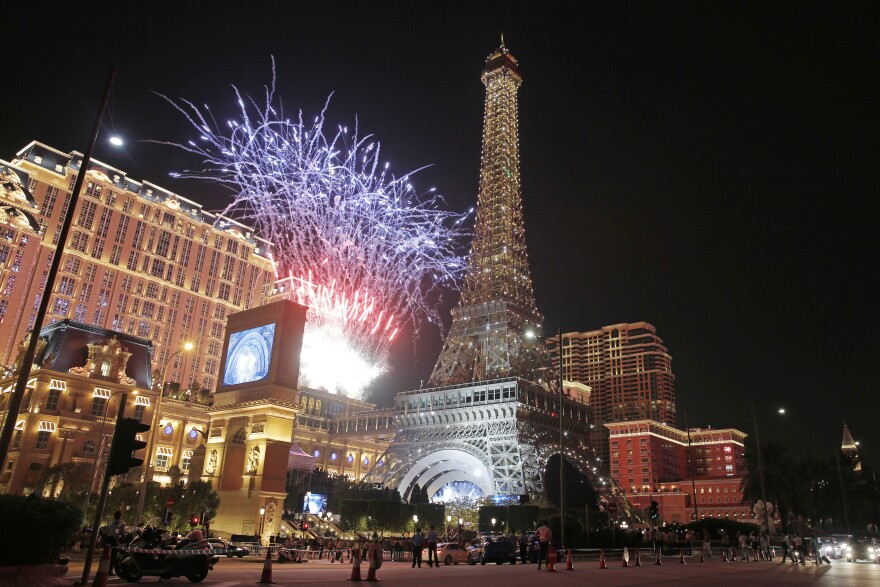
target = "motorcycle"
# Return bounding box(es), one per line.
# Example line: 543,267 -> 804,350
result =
115,526 -> 219,583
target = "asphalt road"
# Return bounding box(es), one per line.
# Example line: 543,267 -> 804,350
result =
65,553 -> 880,586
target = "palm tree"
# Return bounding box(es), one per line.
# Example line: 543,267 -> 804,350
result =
740,439 -> 802,532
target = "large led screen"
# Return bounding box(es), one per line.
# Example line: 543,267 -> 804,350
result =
303,493 -> 327,515
222,323 -> 276,386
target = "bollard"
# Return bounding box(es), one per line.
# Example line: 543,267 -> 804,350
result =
91,544 -> 111,587
257,546 -> 277,584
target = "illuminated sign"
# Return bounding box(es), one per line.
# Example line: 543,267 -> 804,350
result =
222,323 -> 276,386
303,493 -> 327,515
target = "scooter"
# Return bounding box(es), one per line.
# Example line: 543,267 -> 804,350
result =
116,527 -> 219,583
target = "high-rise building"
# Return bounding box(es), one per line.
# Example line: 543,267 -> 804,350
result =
0,142 -> 275,392
548,322 -> 676,463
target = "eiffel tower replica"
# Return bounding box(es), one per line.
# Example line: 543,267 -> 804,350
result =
428,37 -> 553,388
364,40 -> 634,517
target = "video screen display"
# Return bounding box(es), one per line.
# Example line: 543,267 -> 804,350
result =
222,323 -> 276,386
303,493 -> 326,515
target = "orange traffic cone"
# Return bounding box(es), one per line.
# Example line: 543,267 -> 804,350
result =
348,544 -> 362,581
257,546 -> 276,584
634,548 -> 642,566
365,549 -> 379,581
565,547 -> 574,570
91,544 -> 111,587
547,545 -> 557,571
654,549 -> 663,565
598,548 -> 607,569
622,546 -> 629,567
679,548 -> 687,565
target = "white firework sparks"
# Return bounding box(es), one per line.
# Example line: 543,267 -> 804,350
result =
157,60 -> 470,397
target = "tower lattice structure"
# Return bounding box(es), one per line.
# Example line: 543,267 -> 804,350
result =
429,40 -> 551,387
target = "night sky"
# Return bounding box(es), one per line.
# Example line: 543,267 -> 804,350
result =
3,3 -> 878,465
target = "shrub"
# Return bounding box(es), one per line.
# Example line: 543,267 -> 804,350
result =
0,494 -> 80,565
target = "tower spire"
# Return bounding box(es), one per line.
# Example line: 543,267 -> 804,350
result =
428,43 -> 550,388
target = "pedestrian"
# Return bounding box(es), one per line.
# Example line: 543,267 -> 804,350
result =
101,510 -> 125,576
738,531 -> 750,562
701,528 -> 712,558
759,530 -> 770,561
519,530 -> 530,564
411,528 -> 425,568
426,525 -> 439,567
685,529 -> 694,556
780,533 -> 794,564
368,533 -> 384,576
536,520 -> 552,570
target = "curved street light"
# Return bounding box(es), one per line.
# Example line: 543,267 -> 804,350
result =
134,342 -> 193,524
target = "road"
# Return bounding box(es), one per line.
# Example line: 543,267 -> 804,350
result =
64,552 -> 880,586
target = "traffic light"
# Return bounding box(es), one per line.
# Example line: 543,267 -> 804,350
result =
650,501 -> 659,520
190,513 -> 200,526
302,521 -> 310,530
107,418 -> 150,476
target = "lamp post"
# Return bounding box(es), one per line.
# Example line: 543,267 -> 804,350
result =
751,404 -> 784,534
685,411 -> 698,522
134,342 -> 193,524
259,506 -> 266,545
0,68 -> 117,472
447,515 -> 452,540
81,390 -> 138,524
557,328 -> 566,553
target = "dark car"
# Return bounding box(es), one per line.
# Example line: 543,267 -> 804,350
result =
470,539 -> 518,565
207,538 -> 250,558
846,537 -> 880,563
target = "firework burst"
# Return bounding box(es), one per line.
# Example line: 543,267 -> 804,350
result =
156,60 -> 470,397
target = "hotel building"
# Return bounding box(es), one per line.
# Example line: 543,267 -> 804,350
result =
0,141 -> 276,394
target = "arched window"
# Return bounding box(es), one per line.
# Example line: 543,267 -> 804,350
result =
232,428 -> 247,445
82,440 -> 96,454
100,360 -> 111,377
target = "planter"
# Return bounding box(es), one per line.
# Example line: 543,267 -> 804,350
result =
0,563 -> 70,587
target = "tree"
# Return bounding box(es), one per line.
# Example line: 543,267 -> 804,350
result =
740,439 -> 802,532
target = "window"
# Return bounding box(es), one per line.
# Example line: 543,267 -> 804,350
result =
182,450 -> 193,472
45,388 -> 61,411
81,440 -> 96,454
90,396 -> 107,417
35,430 -> 51,449
156,453 -> 170,469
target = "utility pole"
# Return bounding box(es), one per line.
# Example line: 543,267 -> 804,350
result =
685,411 -> 699,522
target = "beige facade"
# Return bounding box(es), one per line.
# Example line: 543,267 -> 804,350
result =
0,141 -> 275,394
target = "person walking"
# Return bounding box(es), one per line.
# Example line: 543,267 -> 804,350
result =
739,531 -> 750,562
426,525 -> 439,567
780,533 -> 794,564
701,528 -> 712,559
536,520 -> 552,570
411,528 -> 425,568
519,530 -> 530,564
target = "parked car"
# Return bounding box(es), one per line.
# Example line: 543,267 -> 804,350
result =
846,537 -> 880,563
469,539 -> 518,565
207,538 -> 250,558
422,542 -> 470,565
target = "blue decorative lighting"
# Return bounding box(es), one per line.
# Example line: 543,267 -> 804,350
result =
163,424 -> 173,435
330,452 -> 338,461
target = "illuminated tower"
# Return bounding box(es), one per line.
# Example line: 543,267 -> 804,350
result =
841,422 -> 861,471
429,38 -> 550,387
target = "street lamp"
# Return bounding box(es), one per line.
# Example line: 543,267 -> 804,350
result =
134,341 -> 194,524
557,328 -> 566,553
260,506 -> 266,544
81,389 -> 138,523
752,403 -> 784,534
0,69 -> 117,472
446,515 -> 452,540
